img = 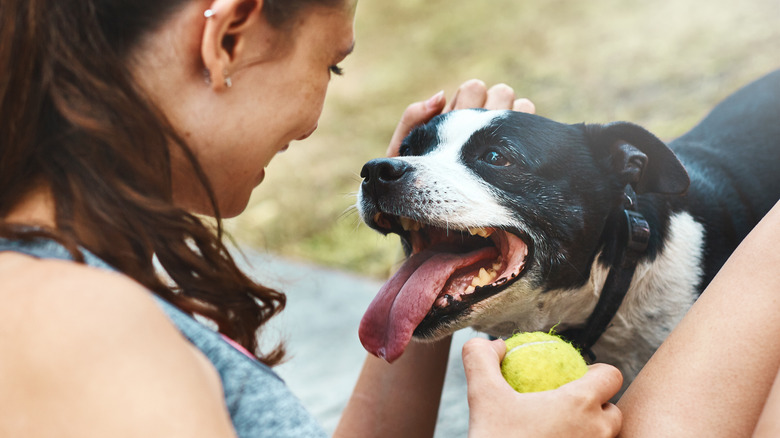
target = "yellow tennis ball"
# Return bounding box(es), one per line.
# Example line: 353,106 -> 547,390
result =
500,331 -> 588,393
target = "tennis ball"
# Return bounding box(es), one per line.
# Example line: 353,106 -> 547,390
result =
500,331 -> 588,393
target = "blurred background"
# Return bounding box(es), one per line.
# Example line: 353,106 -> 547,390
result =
234,1 -> 779,435
227,0 -> 780,278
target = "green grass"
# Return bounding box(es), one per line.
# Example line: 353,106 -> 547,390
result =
226,0 -> 780,278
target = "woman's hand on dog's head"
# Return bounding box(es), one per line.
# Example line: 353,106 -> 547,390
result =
386,80 -> 535,157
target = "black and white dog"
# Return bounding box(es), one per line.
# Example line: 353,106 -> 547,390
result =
356,70 -> 780,388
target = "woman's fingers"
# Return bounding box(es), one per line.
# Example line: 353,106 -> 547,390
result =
555,364 -> 624,437
601,402 -> 624,436
387,81 -> 536,157
564,363 -> 624,405
386,91 -> 446,157
463,339 -> 624,438
513,97 -> 536,114
462,338 -> 509,398
444,79 -> 488,112
484,83 -> 516,110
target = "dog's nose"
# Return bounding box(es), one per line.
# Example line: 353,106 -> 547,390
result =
361,158 -> 411,196
361,158 -> 411,183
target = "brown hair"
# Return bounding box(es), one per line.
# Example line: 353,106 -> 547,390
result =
0,0 -> 340,365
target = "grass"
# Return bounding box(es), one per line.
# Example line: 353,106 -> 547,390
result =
226,0 -> 780,278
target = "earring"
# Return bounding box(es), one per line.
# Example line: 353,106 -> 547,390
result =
204,9 -> 216,18
223,69 -> 233,88
203,68 -> 233,88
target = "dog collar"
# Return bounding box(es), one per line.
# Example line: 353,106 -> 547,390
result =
561,186 -> 650,362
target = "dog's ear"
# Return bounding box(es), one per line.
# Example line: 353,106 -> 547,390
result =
585,122 -> 690,195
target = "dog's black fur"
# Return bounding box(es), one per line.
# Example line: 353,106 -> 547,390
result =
656,70 -> 780,284
357,70 -> 780,385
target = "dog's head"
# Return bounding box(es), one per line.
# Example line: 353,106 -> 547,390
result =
357,109 -> 689,362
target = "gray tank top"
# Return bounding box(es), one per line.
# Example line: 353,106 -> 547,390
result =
0,238 -> 327,438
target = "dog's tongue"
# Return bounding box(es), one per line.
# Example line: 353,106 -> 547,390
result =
359,246 -> 498,362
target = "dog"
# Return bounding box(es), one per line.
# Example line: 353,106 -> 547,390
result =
356,70 -> 780,389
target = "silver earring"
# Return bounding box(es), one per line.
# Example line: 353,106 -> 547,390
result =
223,69 -> 233,88
204,9 -> 216,18
203,68 -> 212,85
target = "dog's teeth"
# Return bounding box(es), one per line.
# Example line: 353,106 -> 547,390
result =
373,213 -> 393,229
400,217 -> 422,231
468,227 -> 494,238
471,267 -> 498,288
464,286 -> 476,295
492,260 -> 502,271
479,268 -> 490,282
467,227 -> 492,238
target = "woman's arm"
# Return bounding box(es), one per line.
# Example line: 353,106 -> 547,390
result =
334,336 -> 453,438
618,201 -> 780,437
753,364 -> 780,437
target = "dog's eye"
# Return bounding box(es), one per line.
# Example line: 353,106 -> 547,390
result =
482,150 -> 511,167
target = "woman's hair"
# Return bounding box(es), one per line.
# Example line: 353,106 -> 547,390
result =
0,0 -> 340,366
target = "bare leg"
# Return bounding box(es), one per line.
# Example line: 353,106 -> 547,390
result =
618,201 -> 780,437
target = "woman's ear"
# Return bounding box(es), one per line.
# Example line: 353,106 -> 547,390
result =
201,0 -> 263,91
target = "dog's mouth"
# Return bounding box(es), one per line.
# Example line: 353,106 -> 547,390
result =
359,212 -> 530,362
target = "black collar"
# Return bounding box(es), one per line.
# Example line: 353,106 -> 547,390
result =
560,186 -> 650,362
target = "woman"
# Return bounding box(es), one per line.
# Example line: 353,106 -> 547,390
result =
0,0 -> 622,436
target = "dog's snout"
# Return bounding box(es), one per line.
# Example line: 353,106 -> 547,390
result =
361,158 -> 411,184
361,158 -> 412,198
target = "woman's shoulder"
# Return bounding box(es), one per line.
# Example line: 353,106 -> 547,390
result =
0,253 -> 200,365
0,252 -> 237,437
0,251 -> 163,327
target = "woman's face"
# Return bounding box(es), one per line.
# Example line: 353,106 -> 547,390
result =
166,2 -> 357,217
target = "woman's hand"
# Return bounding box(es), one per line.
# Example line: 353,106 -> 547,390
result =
463,338 -> 623,438
386,79 -> 536,157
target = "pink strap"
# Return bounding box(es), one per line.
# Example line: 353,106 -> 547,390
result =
220,334 -> 256,360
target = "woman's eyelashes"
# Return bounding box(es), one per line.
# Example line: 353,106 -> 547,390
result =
329,64 -> 344,76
